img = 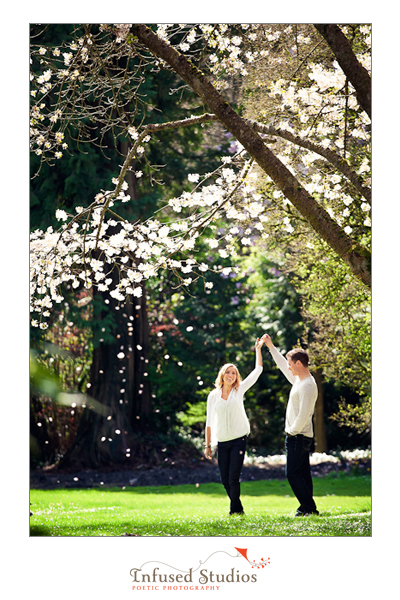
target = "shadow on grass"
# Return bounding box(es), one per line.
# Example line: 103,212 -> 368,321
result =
30,523 -> 141,537
30,525 -> 53,536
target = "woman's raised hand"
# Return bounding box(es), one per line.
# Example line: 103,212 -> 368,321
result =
261,333 -> 273,348
255,337 -> 264,349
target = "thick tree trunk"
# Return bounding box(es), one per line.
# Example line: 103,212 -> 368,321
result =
313,369 -> 328,453
128,282 -> 152,424
58,248 -> 151,469
58,284 -> 134,469
121,139 -> 152,424
131,25 -> 371,289
314,24 -> 371,118
57,137 -> 153,470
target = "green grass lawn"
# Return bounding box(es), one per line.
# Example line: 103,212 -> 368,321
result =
30,474 -> 371,537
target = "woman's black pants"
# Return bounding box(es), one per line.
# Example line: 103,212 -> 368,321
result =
217,436 -> 246,514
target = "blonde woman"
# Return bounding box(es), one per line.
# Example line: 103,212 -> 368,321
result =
205,338 -> 264,515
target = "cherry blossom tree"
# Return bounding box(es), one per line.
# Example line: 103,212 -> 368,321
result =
30,23 -> 371,333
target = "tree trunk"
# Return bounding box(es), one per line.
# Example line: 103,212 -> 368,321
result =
131,24 -> 371,289
58,252 -> 152,469
121,139 -> 152,425
314,24 -> 371,118
58,282 -> 134,469
313,369 -> 328,453
128,282 -> 152,425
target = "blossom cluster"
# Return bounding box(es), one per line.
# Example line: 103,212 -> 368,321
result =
30,26 -> 142,168
240,25 -> 371,236
30,155 -> 270,328
155,23 -> 266,80
150,24 -> 371,236
30,34 -> 91,162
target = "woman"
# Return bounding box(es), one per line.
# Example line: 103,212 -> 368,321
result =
204,338 -> 264,515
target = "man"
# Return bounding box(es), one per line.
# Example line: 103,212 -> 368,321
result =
262,333 -> 319,516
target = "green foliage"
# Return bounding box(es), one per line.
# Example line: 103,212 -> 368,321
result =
177,401 -> 207,429
246,161 -> 370,438
330,397 -> 371,434
287,236 -> 371,433
239,245 -> 303,349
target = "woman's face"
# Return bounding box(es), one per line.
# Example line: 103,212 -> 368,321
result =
223,366 -> 237,386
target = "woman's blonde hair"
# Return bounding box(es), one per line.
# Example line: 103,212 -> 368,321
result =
215,363 -> 242,390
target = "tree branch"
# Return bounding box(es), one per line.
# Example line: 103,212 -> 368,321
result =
245,119 -> 371,203
139,111 -> 371,203
130,24 -> 371,288
314,24 -> 371,118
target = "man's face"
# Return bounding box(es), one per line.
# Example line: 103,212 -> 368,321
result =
287,357 -> 301,377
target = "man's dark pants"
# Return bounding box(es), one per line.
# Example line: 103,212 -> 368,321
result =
217,436 -> 246,514
285,434 -> 317,514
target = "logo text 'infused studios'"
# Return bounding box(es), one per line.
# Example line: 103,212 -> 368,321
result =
130,547 -> 270,592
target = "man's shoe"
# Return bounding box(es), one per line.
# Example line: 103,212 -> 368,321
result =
295,509 -> 319,517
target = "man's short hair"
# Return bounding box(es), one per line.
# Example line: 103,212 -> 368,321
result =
286,348 -> 309,367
